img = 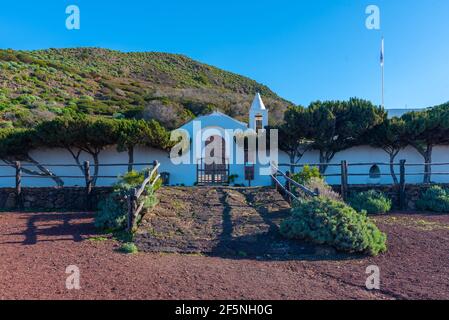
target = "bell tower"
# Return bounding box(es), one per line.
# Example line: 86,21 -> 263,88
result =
249,93 -> 268,131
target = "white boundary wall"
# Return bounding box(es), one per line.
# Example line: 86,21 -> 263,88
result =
0,144 -> 448,187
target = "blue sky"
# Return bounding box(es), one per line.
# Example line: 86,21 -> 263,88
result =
0,0 -> 448,109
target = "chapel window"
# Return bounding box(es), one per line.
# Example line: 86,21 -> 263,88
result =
255,114 -> 263,132
369,165 -> 381,179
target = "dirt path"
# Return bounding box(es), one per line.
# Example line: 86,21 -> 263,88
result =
136,187 -> 316,256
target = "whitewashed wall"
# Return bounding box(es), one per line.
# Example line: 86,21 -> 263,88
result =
0,146 -> 189,188
1,144 -> 448,187
277,145 -> 449,185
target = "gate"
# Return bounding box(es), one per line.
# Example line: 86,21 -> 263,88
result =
197,158 -> 230,185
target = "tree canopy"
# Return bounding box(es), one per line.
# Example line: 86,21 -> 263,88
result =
401,103 -> 449,183
116,119 -> 172,172
5,117 -> 172,186
0,127 -> 64,186
302,98 -> 386,172
275,106 -> 313,173
0,97 -> 449,187
365,117 -> 408,184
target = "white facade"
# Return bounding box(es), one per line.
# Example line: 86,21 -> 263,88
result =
0,93 -> 448,188
277,145 -> 449,185
1,144 -> 448,188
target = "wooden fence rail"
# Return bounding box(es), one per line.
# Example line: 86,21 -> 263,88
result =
15,161 -> 22,210
277,161 -> 408,206
271,163 -> 319,203
127,161 -> 161,232
277,160 -> 449,210
5,160 -> 159,211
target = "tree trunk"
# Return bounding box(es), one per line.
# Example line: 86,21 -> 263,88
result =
423,145 -> 432,184
410,143 -> 433,184
26,156 -> 64,187
319,150 -> 331,174
128,147 -> 134,173
289,153 -> 295,174
32,163 -> 64,187
66,148 -> 85,176
92,153 -> 100,187
2,157 -> 64,187
2,158 -> 64,187
389,153 -> 399,185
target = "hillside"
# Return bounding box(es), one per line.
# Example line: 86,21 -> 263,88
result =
0,48 -> 292,129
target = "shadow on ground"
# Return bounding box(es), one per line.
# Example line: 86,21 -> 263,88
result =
2,212 -> 99,245
135,187 -> 363,262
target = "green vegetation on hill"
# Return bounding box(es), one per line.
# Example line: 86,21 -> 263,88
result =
0,48 -> 291,129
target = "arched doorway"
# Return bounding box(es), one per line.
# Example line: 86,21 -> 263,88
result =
197,135 -> 229,185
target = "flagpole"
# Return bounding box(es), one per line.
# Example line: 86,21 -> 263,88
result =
382,57 -> 384,108
381,37 -> 385,109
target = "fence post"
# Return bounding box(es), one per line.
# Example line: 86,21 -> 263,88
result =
153,160 -> 159,179
127,188 -> 137,232
399,159 -> 406,210
144,168 -> 150,181
15,161 -> 22,210
340,160 -> 348,201
196,158 -> 199,185
84,161 -> 92,210
285,171 -> 292,203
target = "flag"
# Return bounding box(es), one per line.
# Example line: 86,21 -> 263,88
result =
380,37 -> 384,67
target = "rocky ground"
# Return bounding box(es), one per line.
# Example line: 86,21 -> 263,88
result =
0,188 -> 448,299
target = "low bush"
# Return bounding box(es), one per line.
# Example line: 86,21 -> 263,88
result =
95,170 -> 160,231
305,177 -> 342,202
292,165 -> 322,185
291,166 -> 340,201
416,186 -> 449,213
94,190 -> 128,231
348,190 -> 392,215
119,242 -> 138,254
280,197 -> 387,256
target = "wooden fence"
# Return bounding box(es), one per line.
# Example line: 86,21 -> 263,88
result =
126,161 -> 160,232
277,160 -> 449,210
271,163 -> 319,203
0,161 -> 161,225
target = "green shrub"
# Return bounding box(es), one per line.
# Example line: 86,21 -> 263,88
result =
416,186 -> 449,213
95,190 -> 128,231
349,190 -> 392,215
113,112 -> 125,119
118,169 -> 162,191
292,165 -> 322,185
119,242 -> 138,254
0,121 -> 13,129
14,94 -> 41,108
95,169 -> 160,231
305,177 -> 341,201
120,170 -> 146,186
280,197 -> 387,256
228,174 -> 238,184
291,166 -> 331,200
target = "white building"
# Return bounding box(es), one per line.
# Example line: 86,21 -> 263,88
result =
0,93 -> 448,188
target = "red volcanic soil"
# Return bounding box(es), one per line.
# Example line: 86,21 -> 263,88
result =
0,210 -> 448,300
